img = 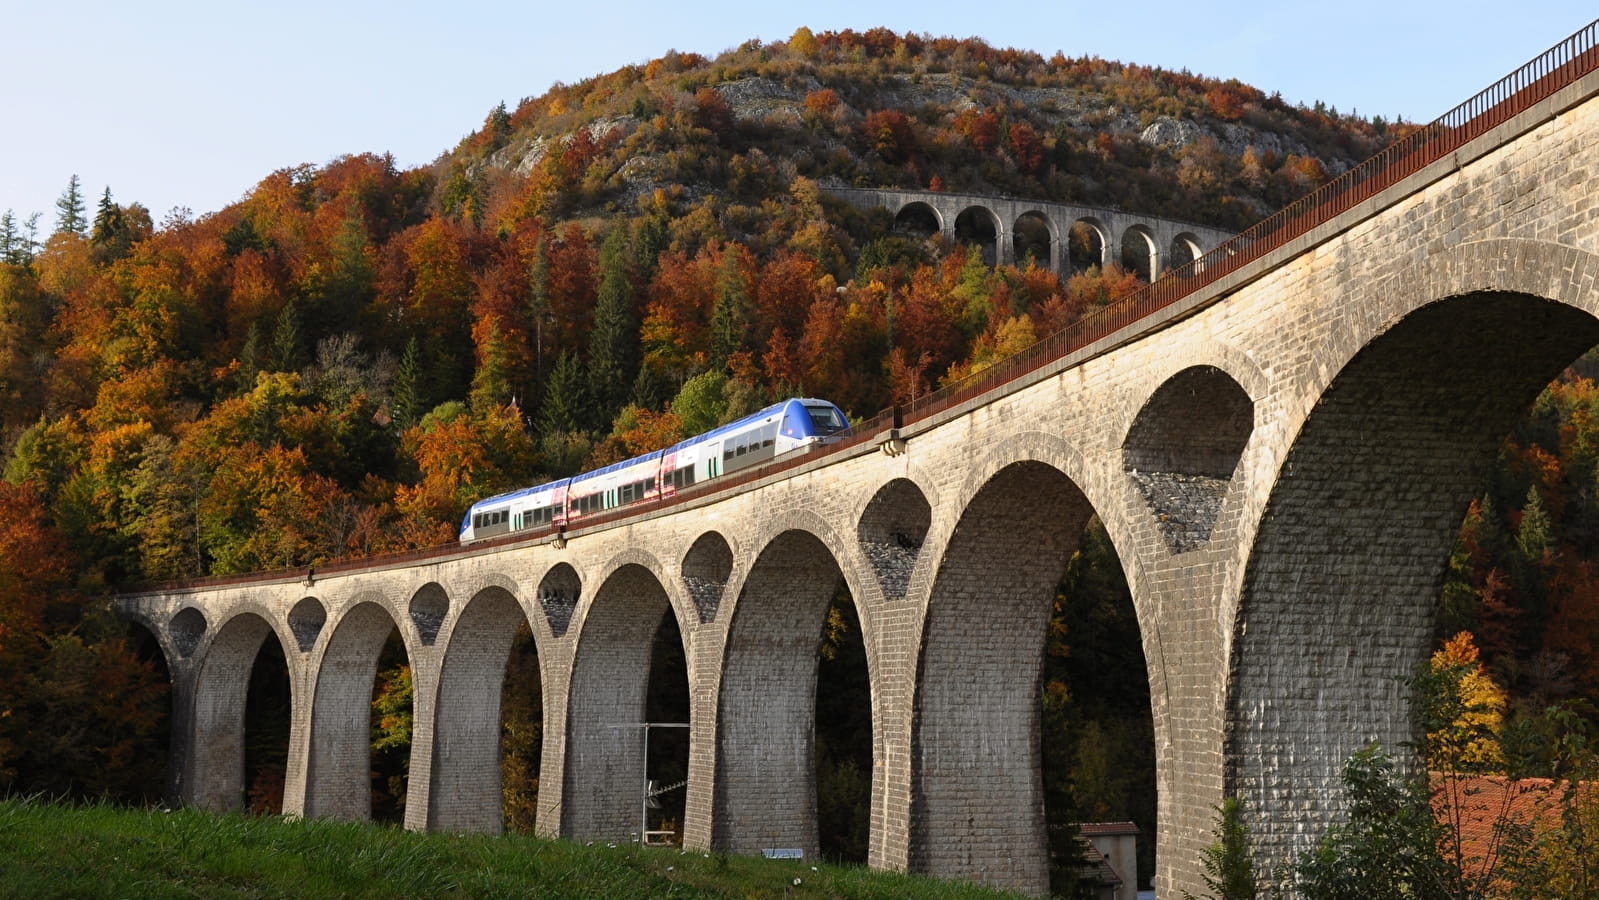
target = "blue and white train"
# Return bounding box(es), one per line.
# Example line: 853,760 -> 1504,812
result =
459,397 -> 851,543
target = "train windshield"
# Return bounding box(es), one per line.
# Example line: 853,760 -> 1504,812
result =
805,404 -> 847,435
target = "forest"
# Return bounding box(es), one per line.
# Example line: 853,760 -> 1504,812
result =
0,25 -> 1593,898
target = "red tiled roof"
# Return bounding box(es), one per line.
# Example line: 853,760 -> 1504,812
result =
1430,773 -> 1589,885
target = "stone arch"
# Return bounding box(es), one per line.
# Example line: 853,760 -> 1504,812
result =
287,597 -> 326,653
1011,210 -> 1055,269
1120,224 -> 1158,281
954,206 -> 1000,266
562,563 -> 681,840
1229,277 -> 1599,873
428,584 -> 530,833
1169,232 -> 1204,273
189,611 -> 284,812
713,527 -> 861,856
1069,217 -> 1109,274
538,563 -> 581,638
857,478 -> 932,603
1123,366 -> 1255,553
893,201 -> 942,239
170,607 -> 206,659
682,532 -> 734,624
304,599 -> 407,820
409,582 -> 449,647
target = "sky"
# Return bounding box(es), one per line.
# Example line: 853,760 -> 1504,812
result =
4,1 -> 1596,228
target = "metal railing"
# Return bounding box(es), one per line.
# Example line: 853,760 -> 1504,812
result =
133,20 -> 1599,595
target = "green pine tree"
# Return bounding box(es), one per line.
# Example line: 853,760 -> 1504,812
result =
54,175 -> 87,237
539,352 -> 587,438
587,227 -> 638,427
391,337 -> 424,431
271,300 -> 304,372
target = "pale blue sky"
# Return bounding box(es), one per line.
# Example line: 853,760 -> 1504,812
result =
4,2 -> 1595,226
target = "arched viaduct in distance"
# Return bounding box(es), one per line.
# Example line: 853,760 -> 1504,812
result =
826,186 -> 1237,280
118,31 -> 1599,900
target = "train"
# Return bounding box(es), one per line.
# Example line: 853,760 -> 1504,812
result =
459,397 -> 852,543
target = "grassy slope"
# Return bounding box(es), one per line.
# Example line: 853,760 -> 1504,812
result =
0,798 -> 1023,899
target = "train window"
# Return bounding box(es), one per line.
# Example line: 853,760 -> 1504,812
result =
806,405 -> 846,433
620,484 -> 634,503
645,477 -> 655,492
735,443 -> 746,456
724,448 -> 734,461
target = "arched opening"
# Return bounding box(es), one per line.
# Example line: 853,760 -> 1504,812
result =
1012,211 -> 1054,270
910,459 -> 1154,897
244,632 -> 291,814
287,597 -> 325,652
954,207 -> 1000,266
370,627 -> 411,824
563,563 -> 688,843
305,601 -> 408,823
539,563 -> 581,637
170,607 -> 206,659
682,532 -> 734,623
429,585 -> 526,833
714,529 -> 871,863
1047,520 -> 1156,894
816,586 -> 873,864
409,582 -> 448,647
1123,365 -> 1254,553
190,612 -> 286,814
857,478 -> 931,603
1169,232 -> 1204,274
501,619 -> 543,833
1229,292 -> 1599,875
1069,219 -> 1108,275
125,621 -> 173,805
646,603 -> 691,843
1120,226 -> 1158,282
893,201 -> 941,240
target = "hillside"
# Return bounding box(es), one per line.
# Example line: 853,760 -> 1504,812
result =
441,27 -> 1398,234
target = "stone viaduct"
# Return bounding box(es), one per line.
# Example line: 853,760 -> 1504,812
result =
118,26 -> 1599,899
826,186 -> 1236,279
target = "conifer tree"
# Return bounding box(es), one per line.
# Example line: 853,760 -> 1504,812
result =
0,211 -> 19,264
54,175 -> 87,237
526,239 -> 552,384
587,227 -> 638,426
271,300 -> 304,372
391,337 -> 424,431
710,248 -> 751,370
90,187 -> 122,245
236,323 -> 263,394
539,352 -> 586,438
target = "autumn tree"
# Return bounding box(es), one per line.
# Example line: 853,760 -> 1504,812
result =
862,109 -> 915,164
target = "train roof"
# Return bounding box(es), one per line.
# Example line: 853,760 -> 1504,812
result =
664,397 -> 840,454
570,448 -> 665,485
470,477 -> 568,509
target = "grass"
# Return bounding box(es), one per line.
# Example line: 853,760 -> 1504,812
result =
0,797 -> 1024,899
